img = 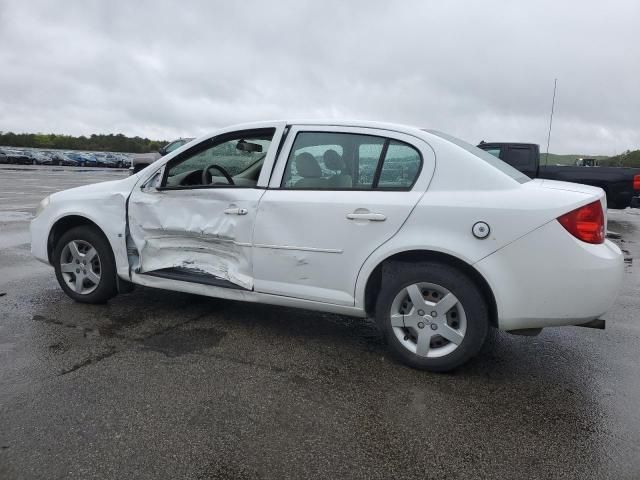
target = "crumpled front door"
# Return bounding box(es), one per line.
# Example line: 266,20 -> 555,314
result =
127,185 -> 263,290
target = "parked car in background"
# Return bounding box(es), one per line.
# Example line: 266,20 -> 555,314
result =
93,153 -> 112,167
45,151 -> 72,166
477,142 -> 640,209
0,147 -> 12,163
31,120 -> 623,371
130,137 -> 194,174
64,152 -> 91,167
0,148 -> 131,167
114,153 -> 130,168
6,149 -> 32,164
38,151 -> 59,165
65,152 -> 83,166
159,138 -> 195,157
29,151 -> 50,165
57,153 -> 80,166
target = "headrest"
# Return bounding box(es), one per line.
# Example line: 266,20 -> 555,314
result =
323,149 -> 345,171
295,153 -> 322,178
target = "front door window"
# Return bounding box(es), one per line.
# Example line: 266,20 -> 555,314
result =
163,130 -> 275,188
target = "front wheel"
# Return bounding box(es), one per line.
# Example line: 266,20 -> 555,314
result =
375,261 -> 489,372
53,226 -> 118,303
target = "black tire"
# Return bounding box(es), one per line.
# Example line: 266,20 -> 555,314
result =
53,226 -> 118,304
375,261 -> 489,372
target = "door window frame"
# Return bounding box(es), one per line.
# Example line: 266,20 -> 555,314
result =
157,127 -> 280,191
270,126 -> 425,192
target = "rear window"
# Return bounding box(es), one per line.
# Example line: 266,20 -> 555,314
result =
507,147 -> 535,169
427,130 -> 531,184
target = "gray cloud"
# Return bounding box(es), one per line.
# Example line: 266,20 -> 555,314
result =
0,0 -> 638,154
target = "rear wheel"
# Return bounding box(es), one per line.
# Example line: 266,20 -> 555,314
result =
375,261 -> 489,372
53,226 -> 118,303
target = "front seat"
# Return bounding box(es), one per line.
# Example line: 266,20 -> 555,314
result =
323,149 -> 352,188
293,153 -> 326,188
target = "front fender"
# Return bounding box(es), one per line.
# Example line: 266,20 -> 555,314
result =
31,176 -> 138,278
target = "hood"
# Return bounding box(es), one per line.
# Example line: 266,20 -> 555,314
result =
51,176 -> 138,203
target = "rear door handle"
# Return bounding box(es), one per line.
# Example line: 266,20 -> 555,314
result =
224,207 -> 248,215
346,212 -> 386,221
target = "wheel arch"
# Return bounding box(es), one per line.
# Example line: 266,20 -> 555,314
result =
362,249 -> 498,327
47,215 -> 106,263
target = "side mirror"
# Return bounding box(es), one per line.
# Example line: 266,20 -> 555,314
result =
158,147 -> 166,156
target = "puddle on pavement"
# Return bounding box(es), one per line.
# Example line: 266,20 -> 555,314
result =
32,312 -> 140,340
141,327 -> 227,357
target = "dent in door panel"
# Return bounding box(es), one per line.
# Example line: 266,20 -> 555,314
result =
128,193 -> 254,290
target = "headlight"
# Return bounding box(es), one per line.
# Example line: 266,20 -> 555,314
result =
35,196 -> 51,217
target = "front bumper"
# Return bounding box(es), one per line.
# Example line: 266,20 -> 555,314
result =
475,219 -> 624,331
30,213 -> 51,265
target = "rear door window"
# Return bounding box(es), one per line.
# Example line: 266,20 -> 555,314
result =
281,132 -> 422,190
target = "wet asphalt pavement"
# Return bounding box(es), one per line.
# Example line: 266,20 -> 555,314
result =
0,165 -> 638,479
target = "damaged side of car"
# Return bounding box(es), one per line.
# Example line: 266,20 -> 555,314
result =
124,123 -> 286,291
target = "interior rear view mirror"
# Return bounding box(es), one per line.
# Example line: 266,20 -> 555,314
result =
236,140 -> 262,153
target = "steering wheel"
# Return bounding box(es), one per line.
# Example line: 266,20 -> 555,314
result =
202,164 -> 234,185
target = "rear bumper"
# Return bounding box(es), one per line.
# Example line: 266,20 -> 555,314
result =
475,219 -> 624,331
631,195 -> 640,209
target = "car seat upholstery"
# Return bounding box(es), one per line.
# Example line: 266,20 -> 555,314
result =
323,149 -> 352,188
293,152 -> 326,188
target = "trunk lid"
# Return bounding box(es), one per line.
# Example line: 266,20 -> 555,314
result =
529,178 -> 604,196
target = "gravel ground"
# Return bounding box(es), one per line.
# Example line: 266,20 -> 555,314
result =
0,164 -> 638,479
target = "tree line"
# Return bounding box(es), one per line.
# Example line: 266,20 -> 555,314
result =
599,150 -> 640,168
0,132 -> 168,153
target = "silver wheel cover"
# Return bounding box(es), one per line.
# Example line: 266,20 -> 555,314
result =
59,240 -> 102,295
390,282 -> 467,358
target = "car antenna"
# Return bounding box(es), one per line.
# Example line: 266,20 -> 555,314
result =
544,78 -> 557,167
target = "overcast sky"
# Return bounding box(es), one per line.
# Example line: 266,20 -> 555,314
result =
0,0 -> 638,154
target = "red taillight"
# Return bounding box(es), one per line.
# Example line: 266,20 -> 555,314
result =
634,175 -> 640,191
557,200 -> 604,244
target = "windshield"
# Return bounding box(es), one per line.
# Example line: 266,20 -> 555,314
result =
426,130 -> 531,184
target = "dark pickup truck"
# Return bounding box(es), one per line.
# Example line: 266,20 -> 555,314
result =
477,142 -> 640,209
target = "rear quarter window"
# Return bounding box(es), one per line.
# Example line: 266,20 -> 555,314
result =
377,141 -> 422,189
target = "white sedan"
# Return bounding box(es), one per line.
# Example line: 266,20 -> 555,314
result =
31,120 -> 624,371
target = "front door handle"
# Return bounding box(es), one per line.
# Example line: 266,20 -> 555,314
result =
224,207 -> 248,215
346,212 -> 386,221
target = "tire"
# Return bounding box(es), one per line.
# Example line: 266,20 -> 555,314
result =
53,226 -> 118,304
375,261 -> 489,372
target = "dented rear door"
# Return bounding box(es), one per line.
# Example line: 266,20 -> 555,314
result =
127,124 -> 285,290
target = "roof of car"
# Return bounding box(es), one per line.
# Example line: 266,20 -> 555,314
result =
225,119 -> 426,135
